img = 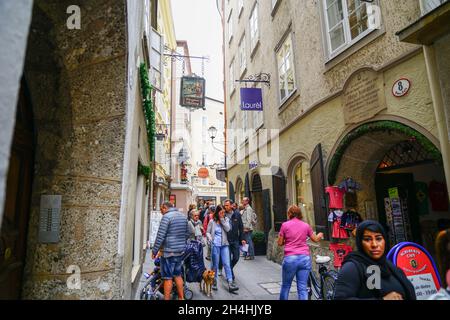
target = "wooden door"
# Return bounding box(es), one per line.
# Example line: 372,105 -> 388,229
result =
310,144 -> 329,239
0,82 -> 34,299
262,189 -> 271,237
272,168 -> 287,232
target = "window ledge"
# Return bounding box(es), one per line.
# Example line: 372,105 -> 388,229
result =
240,67 -> 247,78
271,0 -> 282,18
238,6 -> 244,18
230,87 -> 236,98
131,264 -> 142,283
228,35 -> 234,46
250,40 -> 260,60
324,27 -> 386,73
278,89 -> 299,114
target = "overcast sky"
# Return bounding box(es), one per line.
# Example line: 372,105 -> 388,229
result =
172,0 -> 224,101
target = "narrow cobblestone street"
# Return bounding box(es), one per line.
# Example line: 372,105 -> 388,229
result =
136,249 -> 299,300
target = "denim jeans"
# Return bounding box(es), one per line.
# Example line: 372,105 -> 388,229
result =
160,255 -> 184,280
243,231 -> 255,257
280,254 -> 311,300
218,240 -> 240,280
211,244 -> 233,282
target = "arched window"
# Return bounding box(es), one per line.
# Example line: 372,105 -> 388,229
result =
291,160 -> 314,225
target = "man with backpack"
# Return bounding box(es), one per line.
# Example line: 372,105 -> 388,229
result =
241,197 -> 257,260
152,202 -> 189,300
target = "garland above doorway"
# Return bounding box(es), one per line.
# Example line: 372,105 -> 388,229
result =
328,121 -> 442,185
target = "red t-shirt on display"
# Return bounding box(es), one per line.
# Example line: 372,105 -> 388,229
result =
325,186 -> 345,209
329,243 -> 353,268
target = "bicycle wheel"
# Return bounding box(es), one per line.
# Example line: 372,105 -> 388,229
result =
184,288 -> 194,300
308,272 -> 320,300
321,275 -> 336,300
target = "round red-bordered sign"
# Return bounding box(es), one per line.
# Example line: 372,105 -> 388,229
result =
392,78 -> 411,97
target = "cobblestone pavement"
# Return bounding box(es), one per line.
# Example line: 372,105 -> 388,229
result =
136,249 -> 299,300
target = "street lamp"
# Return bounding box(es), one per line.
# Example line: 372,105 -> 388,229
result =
208,126 -> 218,141
208,126 -> 227,183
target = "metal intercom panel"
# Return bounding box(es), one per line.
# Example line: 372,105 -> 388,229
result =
39,195 -> 62,243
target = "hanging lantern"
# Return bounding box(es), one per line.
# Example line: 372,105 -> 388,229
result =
198,167 -> 209,179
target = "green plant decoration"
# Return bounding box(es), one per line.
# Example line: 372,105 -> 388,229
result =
139,63 -> 156,163
252,231 -> 266,243
328,121 -> 442,185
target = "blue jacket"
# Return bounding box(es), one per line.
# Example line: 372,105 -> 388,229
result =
152,208 -> 189,257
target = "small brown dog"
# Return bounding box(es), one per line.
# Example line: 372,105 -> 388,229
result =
200,269 -> 215,297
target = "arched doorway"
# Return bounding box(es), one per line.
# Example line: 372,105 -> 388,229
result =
328,120 -> 449,257
0,80 -> 34,299
235,178 -> 244,205
228,181 -> 235,203
287,158 -> 314,226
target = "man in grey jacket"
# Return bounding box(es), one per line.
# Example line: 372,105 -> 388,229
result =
241,197 -> 257,260
152,202 -> 189,300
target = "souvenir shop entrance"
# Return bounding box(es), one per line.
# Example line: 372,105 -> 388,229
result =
328,121 -> 450,261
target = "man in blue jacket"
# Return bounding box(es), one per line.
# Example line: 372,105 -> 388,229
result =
152,202 -> 189,300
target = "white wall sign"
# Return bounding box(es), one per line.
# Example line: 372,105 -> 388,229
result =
392,78 -> 411,97
149,210 -> 162,247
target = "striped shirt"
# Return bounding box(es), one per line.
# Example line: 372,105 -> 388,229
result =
152,208 -> 189,257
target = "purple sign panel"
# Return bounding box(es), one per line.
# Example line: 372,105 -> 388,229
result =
240,88 -> 263,111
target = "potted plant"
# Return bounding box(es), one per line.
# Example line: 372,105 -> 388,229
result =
252,231 -> 267,256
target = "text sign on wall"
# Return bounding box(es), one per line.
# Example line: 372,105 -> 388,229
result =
342,69 -> 386,124
389,242 -> 441,300
180,76 -> 206,108
39,195 -> 62,243
240,88 -> 263,111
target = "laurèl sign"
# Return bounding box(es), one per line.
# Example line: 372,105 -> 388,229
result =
240,88 -> 263,111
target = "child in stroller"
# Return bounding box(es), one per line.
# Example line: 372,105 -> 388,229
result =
140,240 -> 205,300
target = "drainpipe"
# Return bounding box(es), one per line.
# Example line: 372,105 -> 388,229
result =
219,0 -> 229,196
423,45 -> 450,199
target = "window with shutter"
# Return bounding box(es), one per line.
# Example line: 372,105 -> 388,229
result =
150,28 -> 163,91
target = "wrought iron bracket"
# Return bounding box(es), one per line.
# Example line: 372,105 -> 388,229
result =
235,73 -> 271,88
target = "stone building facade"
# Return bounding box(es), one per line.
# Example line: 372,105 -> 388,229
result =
0,0 -> 177,299
223,0 -> 450,267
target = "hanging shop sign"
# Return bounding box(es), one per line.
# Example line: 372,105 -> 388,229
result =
240,88 -> 263,111
180,76 -> 206,108
392,78 -> 411,97
388,242 -> 441,300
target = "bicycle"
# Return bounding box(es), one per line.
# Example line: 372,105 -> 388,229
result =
307,255 -> 338,300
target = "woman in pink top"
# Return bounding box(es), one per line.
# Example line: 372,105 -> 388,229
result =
277,205 -> 323,300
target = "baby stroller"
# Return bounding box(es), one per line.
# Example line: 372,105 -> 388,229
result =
140,240 -> 205,300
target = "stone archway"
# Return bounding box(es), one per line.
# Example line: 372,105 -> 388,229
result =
327,120 -> 447,255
